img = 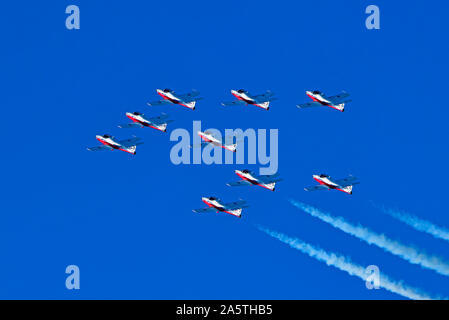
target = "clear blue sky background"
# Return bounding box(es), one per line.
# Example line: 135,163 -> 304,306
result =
1,1 -> 449,299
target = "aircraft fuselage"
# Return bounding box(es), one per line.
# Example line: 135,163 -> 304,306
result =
306,91 -> 345,112
201,197 -> 242,217
313,175 -> 352,194
231,90 -> 270,110
157,89 -> 196,109
96,135 -> 136,154
197,131 -> 236,152
235,170 -> 275,191
126,113 -> 167,132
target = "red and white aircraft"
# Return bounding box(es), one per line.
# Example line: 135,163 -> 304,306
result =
304,174 -> 359,194
222,89 -> 275,110
197,131 -> 237,152
119,112 -> 172,132
227,169 -> 282,191
147,89 -> 202,110
87,135 -> 143,155
297,90 -> 351,112
193,197 -> 248,218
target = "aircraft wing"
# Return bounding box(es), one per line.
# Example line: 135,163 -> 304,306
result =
327,92 -> 351,104
203,131 -> 224,141
334,176 -> 359,187
147,100 -> 172,106
193,207 -> 216,214
87,145 -> 113,152
189,141 -> 209,149
117,137 -> 143,147
304,185 -> 330,192
148,114 -> 171,125
118,123 -> 144,129
297,101 -> 322,109
225,200 -> 249,210
227,180 -> 252,187
222,100 -> 246,107
177,90 -> 201,102
258,175 -> 283,184
253,91 -> 274,103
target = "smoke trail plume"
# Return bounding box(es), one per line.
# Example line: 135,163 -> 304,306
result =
258,226 -> 442,300
379,206 -> 449,243
290,200 -> 449,277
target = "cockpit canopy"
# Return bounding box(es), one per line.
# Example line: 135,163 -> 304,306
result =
209,197 -> 218,200
237,89 -> 246,94
242,169 -> 251,174
312,90 -> 322,95
103,134 -> 113,139
319,174 -> 329,178
133,112 -> 141,115
163,88 -> 172,93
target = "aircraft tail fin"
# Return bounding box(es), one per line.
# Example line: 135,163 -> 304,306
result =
263,182 -> 276,191
157,123 -> 168,132
341,185 -> 353,194
258,101 -> 270,110
334,103 -> 345,112
127,145 -> 137,155
227,208 -> 242,218
184,101 -> 196,110
225,144 -> 237,152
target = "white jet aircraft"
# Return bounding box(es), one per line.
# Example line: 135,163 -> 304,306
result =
87,135 -> 143,155
222,89 -> 275,110
227,169 -> 282,191
147,88 -> 202,110
193,197 -> 249,218
196,131 -> 237,152
297,90 -> 351,112
118,112 -> 172,132
304,174 -> 359,194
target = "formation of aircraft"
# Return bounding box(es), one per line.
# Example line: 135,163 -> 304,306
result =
87,135 -> 143,155
147,89 -> 202,110
119,112 -> 172,132
297,90 -> 352,112
222,89 -> 275,110
193,197 -> 249,218
304,174 -> 359,195
227,170 -> 282,191
193,170 -> 283,219
89,87 -> 358,218
197,131 -> 237,152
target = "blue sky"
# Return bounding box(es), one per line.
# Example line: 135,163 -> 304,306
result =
1,0 -> 449,299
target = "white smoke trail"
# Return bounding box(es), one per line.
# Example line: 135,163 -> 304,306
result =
290,200 -> 449,277
379,206 -> 449,243
258,226 -> 441,300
